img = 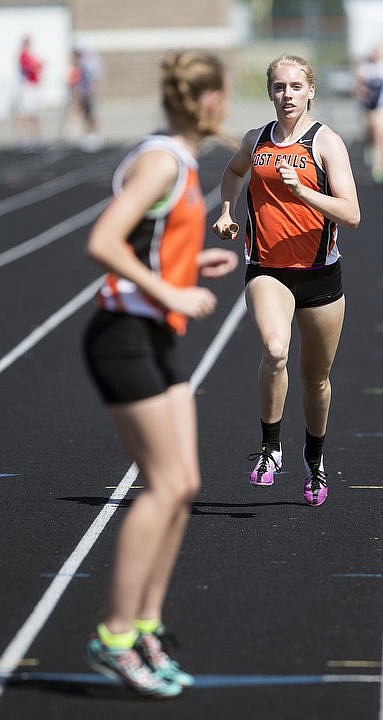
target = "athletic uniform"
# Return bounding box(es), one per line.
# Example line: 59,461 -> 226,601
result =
84,135 -> 205,403
244,121 -> 343,308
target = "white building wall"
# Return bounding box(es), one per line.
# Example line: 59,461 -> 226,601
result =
0,5 -> 71,117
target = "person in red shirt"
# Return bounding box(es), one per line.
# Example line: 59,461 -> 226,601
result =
15,36 -> 43,144
214,54 -> 360,507
83,50 -> 238,697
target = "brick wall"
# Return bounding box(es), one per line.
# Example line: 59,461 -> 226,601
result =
104,48 -> 233,97
68,0 -> 230,29
67,0 -> 233,97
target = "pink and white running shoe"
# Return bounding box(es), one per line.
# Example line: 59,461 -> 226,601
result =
249,444 -> 282,486
303,448 -> 328,507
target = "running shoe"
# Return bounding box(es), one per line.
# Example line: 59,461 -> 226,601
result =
136,625 -> 194,687
86,633 -> 182,698
249,444 -> 282,485
303,448 -> 328,507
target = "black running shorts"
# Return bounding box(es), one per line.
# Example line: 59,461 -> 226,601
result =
245,259 -> 343,309
83,311 -> 188,404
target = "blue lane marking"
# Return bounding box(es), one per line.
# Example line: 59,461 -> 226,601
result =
353,432 -> 383,438
193,674 -> 380,688
0,474 -> 20,477
333,573 -> 382,578
40,573 -> 90,578
2,672 -> 380,688
195,675 -> 332,688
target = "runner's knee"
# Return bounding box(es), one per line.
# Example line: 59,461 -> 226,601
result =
262,337 -> 289,372
301,373 -> 330,395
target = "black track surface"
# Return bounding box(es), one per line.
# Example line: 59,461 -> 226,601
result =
0,138 -> 381,720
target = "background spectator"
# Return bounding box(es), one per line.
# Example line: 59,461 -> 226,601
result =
64,43 -> 104,151
14,35 -> 44,146
354,45 -> 383,182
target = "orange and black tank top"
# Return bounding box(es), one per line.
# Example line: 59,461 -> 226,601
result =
245,121 -> 339,268
98,135 -> 206,335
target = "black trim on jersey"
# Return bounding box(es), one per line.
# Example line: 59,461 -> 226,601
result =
255,121 -> 274,148
247,122 -> 274,263
300,123 -> 337,267
246,187 -> 259,263
129,217 -> 159,267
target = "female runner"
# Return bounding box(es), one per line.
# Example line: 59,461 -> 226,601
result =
83,50 -> 237,697
213,54 -> 360,507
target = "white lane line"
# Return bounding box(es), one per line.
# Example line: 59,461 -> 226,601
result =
0,290 -> 246,691
0,179 -> 226,368
0,277 -> 103,374
0,179 -> 245,690
0,168 -> 97,217
204,185 -> 221,213
0,148 -> 124,217
0,149 -> 67,181
0,275 -> 244,383
324,675 -> 381,684
0,463 -> 139,679
189,292 -> 246,393
0,181 -> 222,270
0,198 -> 110,269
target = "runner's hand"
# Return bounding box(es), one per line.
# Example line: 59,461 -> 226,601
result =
212,213 -> 239,240
197,248 -> 238,278
276,159 -> 303,196
164,286 -> 217,319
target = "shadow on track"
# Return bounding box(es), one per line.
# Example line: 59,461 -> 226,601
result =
6,674 -> 151,703
58,496 -> 307,516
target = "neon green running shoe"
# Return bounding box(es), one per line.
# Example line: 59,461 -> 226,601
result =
86,633 -> 182,698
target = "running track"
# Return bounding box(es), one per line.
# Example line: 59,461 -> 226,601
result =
0,137 -> 381,720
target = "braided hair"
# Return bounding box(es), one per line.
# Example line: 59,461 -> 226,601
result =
161,50 -> 226,137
